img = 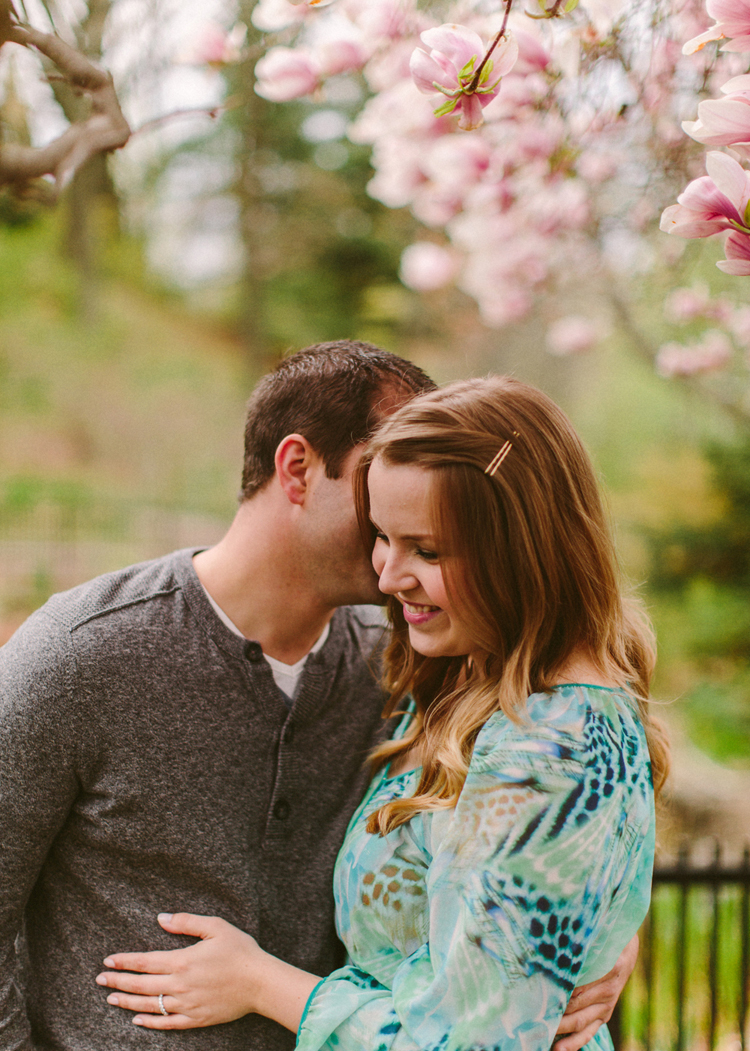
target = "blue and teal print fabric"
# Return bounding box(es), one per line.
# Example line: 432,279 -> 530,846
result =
297,685 -> 655,1051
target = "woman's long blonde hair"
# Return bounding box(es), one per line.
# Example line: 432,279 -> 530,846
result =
355,376 -> 669,835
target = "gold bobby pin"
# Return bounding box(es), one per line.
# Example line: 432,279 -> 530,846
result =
484,431 -> 520,477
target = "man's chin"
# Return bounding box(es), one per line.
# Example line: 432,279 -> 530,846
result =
337,577 -> 387,608
345,590 -> 387,608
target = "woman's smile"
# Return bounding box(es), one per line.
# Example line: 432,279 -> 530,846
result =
399,598 -> 443,624
367,457 -> 478,660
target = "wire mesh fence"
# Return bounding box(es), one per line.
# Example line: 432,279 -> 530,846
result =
0,500 -> 227,628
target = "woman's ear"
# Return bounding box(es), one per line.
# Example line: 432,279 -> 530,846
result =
275,434 -> 317,506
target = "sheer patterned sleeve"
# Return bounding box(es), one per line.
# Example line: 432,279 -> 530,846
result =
297,690 -> 654,1051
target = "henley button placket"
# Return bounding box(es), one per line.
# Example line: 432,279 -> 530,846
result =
273,798 -> 290,821
244,641 -> 263,662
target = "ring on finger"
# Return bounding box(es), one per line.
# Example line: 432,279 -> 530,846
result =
158,993 -> 169,1016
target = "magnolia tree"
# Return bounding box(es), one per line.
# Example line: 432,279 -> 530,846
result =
241,0 -> 750,421
6,0 -> 750,418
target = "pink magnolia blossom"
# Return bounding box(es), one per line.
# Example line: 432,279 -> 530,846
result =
251,0 -> 310,32
482,71 -> 549,119
660,151 -> 750,237
366,138 -> 427,208
412,188 -> 464,226
179,23 -> 246,67
682,88 -> 750,156
364,40 -> 416,90
546,316 -> 601,356
730,305 -> 750,342
410,24 -> 518,130
513,123 -> 561,162
664,285 -> 734,322
421,134 -> 492,192
683,0 -> 750,53
318,38 -> 368,75
578,0 -> 629,36
513,29 -> 551,73
531,181 -> 589,235
255,46 -> 321,101
246,0 -> 750,341
349,82 -> 438,144
349,0 -> 421,41
656,331 -> 734,376
576,151 -> 619,183
399,241 -> 460,290
664,284 -> 714,321
717,228 -> 750,272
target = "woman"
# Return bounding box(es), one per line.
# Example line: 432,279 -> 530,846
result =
97,377 -> 667,1049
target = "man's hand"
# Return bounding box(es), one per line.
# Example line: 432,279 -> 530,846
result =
554,934 -> 639,1051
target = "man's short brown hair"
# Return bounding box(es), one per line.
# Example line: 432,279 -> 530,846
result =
240,341 -> 436,500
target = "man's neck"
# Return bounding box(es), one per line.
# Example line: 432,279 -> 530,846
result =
193,503 -> 335,665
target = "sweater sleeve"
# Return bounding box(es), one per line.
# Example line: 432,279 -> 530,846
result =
0,610 -> 83,1050
297,698 -> 654,1051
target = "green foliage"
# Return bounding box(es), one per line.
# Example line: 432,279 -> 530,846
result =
649,438 -> 750,591
0,475 -> 93,515
682,673 -> 750,765
0,188 -> 39,228
646,441 -> 750,766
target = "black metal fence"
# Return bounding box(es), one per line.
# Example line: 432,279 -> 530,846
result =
612,844 -> 750,1051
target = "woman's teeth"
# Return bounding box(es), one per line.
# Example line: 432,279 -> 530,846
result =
405,602 -> 439,613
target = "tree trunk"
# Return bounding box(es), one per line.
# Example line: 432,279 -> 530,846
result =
233,0 -> 274,371
50,0 -> 117,320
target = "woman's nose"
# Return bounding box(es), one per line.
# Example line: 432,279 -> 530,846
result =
377,551 -> 418,596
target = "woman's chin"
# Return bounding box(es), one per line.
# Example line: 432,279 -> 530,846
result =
407,628 -> 469,661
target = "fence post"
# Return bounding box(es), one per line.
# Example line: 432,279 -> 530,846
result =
741,845 -> 749,1051
708,841 -> 721,1051
676,841 -> 689,1051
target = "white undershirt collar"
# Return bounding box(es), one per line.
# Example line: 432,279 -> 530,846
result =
200,584 -> 330,699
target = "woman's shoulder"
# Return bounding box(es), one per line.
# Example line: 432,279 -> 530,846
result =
469,683 -> 646,775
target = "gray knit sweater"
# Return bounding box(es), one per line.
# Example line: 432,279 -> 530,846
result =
0,549 -> 391,1051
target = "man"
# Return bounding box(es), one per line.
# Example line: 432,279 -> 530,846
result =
0,341 -> 633,1051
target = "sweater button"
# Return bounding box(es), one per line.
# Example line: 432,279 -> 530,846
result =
273,798 -> 290,821
244,641 -> 263,662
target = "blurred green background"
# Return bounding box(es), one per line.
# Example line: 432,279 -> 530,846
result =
3,2 -> 750,850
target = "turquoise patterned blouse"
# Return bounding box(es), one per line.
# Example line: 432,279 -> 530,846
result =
297,684 -> 655,1051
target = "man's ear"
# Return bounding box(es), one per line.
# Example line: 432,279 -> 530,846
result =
275,434 -> 318,506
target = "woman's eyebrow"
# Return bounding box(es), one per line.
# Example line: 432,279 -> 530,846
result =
368,515 -> 436,544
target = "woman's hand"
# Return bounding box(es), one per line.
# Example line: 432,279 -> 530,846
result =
554,934 -> 639,1051
96,913 -> 319,1032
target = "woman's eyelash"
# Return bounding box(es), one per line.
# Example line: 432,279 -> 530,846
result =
372,529 -> 436,560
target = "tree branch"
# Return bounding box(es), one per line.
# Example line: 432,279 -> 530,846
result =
0,0 -> 16,49
609,289 -> 750,430
0,5 -> 131,197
